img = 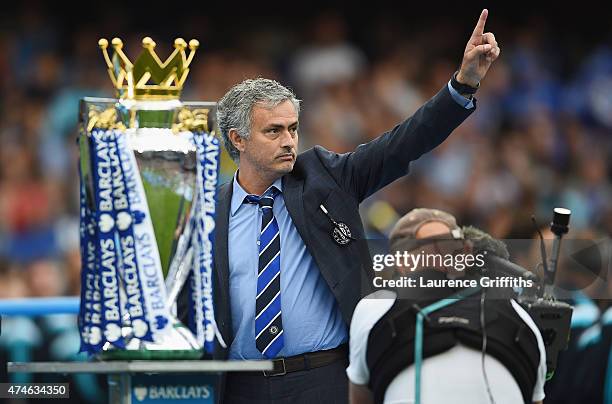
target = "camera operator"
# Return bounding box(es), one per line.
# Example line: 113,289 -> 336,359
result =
346,208 -> 547,404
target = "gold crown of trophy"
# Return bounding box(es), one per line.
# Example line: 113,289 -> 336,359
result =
77,37 -> 223,360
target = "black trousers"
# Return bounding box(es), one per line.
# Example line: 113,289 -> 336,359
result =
223,358 -> 349,404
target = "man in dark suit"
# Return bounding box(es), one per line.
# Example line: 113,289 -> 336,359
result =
213,9 -> 500,404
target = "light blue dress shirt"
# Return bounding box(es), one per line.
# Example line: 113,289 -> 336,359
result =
228,176 -> 348,359
227,84 -> 472,359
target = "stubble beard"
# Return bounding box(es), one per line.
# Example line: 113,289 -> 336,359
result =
243,152 -> 295,184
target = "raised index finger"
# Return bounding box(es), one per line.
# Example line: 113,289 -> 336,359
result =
471,9 -> 488,39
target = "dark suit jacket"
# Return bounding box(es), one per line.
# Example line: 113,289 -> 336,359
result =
212,84 -> 474,358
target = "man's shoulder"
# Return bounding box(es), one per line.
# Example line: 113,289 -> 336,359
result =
351,290 -> 397,331
294,145 -> 357,188
291,146 -> 339,182
354,290 -> 397,315
218,180 -> 232,192
297,145 -> 338,166
216,180 -> 233,203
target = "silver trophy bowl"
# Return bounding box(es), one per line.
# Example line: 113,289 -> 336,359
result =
79,98 -> 217,359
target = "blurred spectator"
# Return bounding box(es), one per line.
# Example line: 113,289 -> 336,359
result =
290,12 -> 366,99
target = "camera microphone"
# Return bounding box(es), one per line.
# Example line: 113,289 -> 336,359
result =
462,225 -> 538,281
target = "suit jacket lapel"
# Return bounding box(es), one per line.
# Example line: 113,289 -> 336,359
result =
214,182 -> 232,343
282,174 -> 308,243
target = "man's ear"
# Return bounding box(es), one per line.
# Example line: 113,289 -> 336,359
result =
228,129 -> 246,154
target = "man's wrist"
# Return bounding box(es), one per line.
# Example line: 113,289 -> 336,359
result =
452,71 -> 479,95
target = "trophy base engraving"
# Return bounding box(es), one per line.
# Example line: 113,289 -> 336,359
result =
99,319 -> 203,360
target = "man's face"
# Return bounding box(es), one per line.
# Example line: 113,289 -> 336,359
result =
234,100 -> 298,180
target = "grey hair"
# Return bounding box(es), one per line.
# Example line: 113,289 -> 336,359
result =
216,78 -> 301,162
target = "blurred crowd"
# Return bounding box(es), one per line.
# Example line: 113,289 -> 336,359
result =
0,3 -> 611,402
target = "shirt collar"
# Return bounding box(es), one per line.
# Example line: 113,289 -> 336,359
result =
230,171 -> 283,217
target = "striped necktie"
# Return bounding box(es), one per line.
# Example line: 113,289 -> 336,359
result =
245,188 -> 284,358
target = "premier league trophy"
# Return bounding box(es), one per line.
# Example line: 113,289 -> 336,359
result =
77,37 -> 224,359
